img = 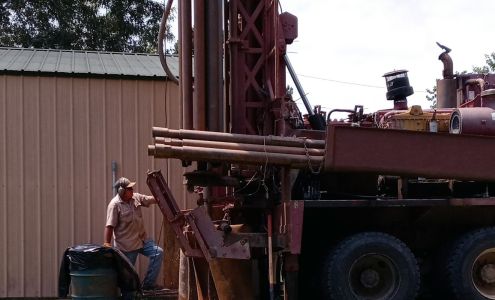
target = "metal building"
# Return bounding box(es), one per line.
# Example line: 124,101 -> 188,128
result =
0,47 -> 185,297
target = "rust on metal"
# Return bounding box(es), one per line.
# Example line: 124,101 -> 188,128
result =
149,144 -> 323,169
146,171 -> 203,258
274,200 -> 305,254
324,124 -> 495,181
481,89 -> 495,109
154,137 -> 325,156
436,78 -> 457,108
193,0 -> 206,130
450,107 -> 495,136
179,0 -> 193,129
227,0 -> 286,135
147,170 -> 252,261
209,259 -> 256,300
152,127 -> 325,148
205,0 -> 224,132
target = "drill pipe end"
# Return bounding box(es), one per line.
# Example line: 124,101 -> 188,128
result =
151,144 -> 174,158
148,145 -> 156,156
152,126 -> 171,138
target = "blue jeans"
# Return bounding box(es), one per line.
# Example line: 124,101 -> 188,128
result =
123,239 -> 164,288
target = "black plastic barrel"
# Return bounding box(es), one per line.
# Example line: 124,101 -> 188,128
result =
70,267 -> 119,299
59,244 -> 141,299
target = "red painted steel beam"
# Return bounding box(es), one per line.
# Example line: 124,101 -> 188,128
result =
324,125 -> 495,181
227,0 -> 286,135
147,170 -> 251,260
146,171 -> 203,257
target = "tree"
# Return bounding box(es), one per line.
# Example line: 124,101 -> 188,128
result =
426,52 -> 494,107
0,0 -> 175,53
472,53 -> 495,73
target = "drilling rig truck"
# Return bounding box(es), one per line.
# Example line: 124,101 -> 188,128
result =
147,1 -> 495,299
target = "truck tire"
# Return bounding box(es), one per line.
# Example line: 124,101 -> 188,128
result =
321,232 -> 420,300
446,227 -> 495,300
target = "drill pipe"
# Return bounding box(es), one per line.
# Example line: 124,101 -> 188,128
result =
152,127 -> 325,149
154,137 -> 325,156
148,144 -> 323,169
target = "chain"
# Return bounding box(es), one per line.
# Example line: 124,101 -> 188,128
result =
304,140 -> 322,175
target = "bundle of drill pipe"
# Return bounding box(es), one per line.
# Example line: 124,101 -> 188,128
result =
149,127 -> 325,169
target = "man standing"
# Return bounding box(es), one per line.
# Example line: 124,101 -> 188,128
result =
104,177 -> 164,291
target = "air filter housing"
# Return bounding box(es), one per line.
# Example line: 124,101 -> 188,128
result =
383,70 -> 414,101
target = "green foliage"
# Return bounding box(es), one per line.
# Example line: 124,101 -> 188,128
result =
0,0 -> 175,53
172,40 -> 179,55
472,53 -> 495,73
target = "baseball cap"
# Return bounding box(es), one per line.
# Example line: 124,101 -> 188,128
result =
114,177 -> 136,189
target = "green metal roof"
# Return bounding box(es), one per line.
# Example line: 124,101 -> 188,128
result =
0,47 -> 179,78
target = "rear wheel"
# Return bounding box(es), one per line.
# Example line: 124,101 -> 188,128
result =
446,227 -> 495,300
321,232 -> 420,300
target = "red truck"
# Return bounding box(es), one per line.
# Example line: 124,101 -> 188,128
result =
148,1 -> 495,299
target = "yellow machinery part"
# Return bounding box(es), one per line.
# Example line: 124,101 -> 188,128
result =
386,105 -> 450,132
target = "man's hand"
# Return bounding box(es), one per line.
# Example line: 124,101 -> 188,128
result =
104,226 -> 114,248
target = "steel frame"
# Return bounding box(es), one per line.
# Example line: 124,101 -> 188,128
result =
228,0 -> 286,135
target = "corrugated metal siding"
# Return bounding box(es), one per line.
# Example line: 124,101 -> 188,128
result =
0,74 -> 186,297
0,47 -> 179,78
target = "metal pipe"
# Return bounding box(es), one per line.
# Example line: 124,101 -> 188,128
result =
148,144 -> 323,169
439,52 -> 453,80
437,42 -> 453,79
205,0 -> 224,132
223,0 -> 231,133
154,137 -> 325,156
179,0 -> 193,129
194,0 -> 206,130
450,107 -> 495,136
437,79 -> 457,108
435,42 -> 457,108
465,78 -> 485,100
284,54 -> 313,115
327,109 -> 354,122
152,127 -> 326,148
267,213 -> 275,300
158,0 -> 179,84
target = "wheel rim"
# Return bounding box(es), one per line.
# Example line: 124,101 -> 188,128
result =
472,248 -> 495,299
348,253 -> 399,300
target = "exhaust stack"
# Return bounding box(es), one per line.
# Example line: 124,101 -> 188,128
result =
436,42 -> 457,108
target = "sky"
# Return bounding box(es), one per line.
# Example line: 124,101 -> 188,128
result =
280,0 -> 495,114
